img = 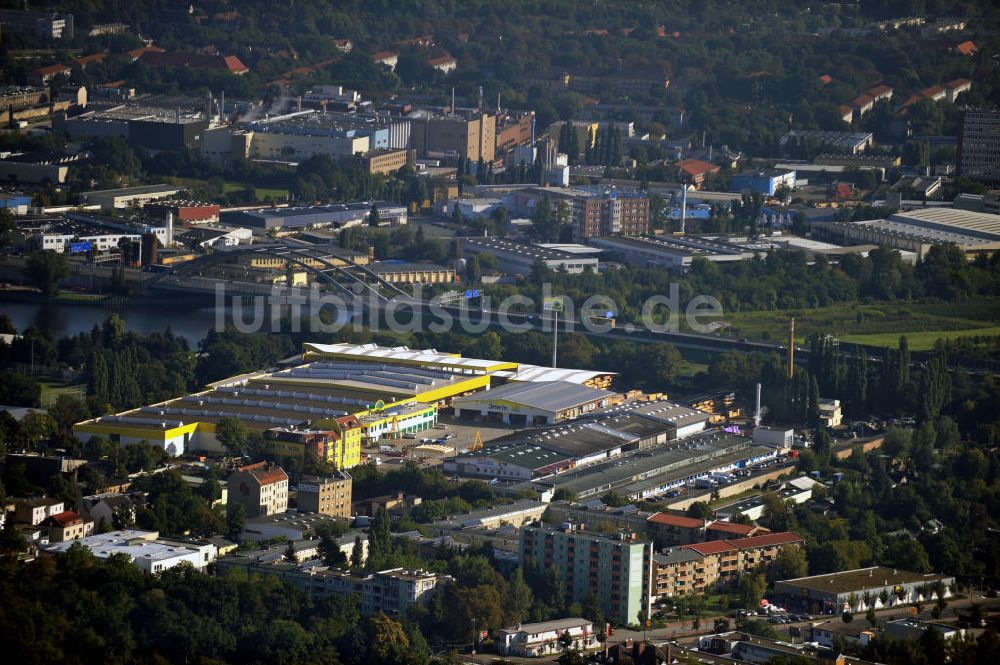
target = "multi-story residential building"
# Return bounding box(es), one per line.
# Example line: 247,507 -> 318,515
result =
297,472 -> 352,518
227,462 -> 289,518
265,419 -> 363,470
15,497 -> 65,525
42,510 -> 94,542
571,190 -> 649,241
651,532 -> 806,599
958,108 -> 1000,184
496,618 -> 599,657
520,522 -> 651,625
646,513 -> 706,547
215,558 -> 451,615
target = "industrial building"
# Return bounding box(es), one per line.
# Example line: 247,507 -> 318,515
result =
588,235 -> 756,273
0,151 -> 81,184
231,110 -> 411,161
369,261 -> 456,285
773,567 -> 956,614
445,399 -> 709,481
461,236 -> 600,275
780,130 -> 874,154
408,109 -> 496,161
511,430 -> 775,501
80,184 -> 183,210
454,381 -> 618,425
815,207 -> 1000,259
219,201 -> 407,233
57,100 -> 210,151
729,169 -> 797,196
520,522 -> 651,625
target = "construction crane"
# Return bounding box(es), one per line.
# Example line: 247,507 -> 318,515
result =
469,430 -> 483,452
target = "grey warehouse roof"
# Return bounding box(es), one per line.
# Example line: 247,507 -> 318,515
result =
455,380 -> 614,414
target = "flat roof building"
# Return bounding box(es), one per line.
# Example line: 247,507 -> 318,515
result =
80,184 -> 183,210
220,201 -> 406,233
462,236 -> 600,276
588,235 -> 755,273
42,529 -> 217,574
773,566 -> 955,614
815,207 -> 1000,259
453,380 -> 618,426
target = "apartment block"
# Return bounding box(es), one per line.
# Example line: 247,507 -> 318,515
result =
297,472 -> 352,518
227,462 -> 289,518
958,108 -> 1000,185
651,532 -> 804,599
520,523 -> 651,625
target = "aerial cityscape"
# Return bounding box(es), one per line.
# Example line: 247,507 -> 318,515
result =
0,1 -> 999,664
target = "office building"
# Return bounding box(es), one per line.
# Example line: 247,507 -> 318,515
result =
730,169 -> 797,195
588,235 -> 755,274
453,381 -> 618,426
521,523 -> 651,625
227,462 -> 289,518
297,472 -> 352,518
958,108 -> 1000,184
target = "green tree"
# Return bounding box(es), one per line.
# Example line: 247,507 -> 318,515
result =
350,534 -> 365,569
227,502 -> 246,541
23,250 -> 69,296
738,572 -> 768,608
215,416 -> 249,456
368,505 -> 393,567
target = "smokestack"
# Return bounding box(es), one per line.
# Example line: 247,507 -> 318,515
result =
497,92 -> 501,114
206,90 -> 212,123
296,96 -> 302,112
680,186 -> 687,234
451,87 -> 455,116
788,317 -> 795,379
176,107 -> 181,124
220,90 -> 225,122
755,382 -> 762,427
165,210 -> 175,247
478,85 -> 483,114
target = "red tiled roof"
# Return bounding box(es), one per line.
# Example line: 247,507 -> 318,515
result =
819,74 -> 833,85
868,84 -> 893,98
728,531 -> 805,549
139,50 -> 248,74
100,79 -> 126,88
955,40 -> 977,56
648,512 -> 704,529
45,510 -> 86,528
36,63 -> 71,76
947,78 -> 971,89
850,94 -> 874,108
838,105 -> 854,117
127,46 -> 165,60
254,468 -> 288,486
428,55 -> 456,67
706,520 -> 767,536
683,539 -> 737,555
675,159 -> 720,177
75,53 -> 107,67
372,50 -> 398,61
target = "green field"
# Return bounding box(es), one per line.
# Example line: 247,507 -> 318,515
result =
222,181 -> 290,200
710,300 -> 1000,349
839,326 -> 1000,351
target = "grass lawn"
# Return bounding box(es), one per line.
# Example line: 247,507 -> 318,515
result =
223,181 -> 289,200
839,326 -> 1000,351
39,382 -> 86,408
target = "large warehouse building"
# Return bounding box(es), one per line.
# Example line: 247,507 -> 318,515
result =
220,202 -> 407,233
816,207 -> 1000,259
453,380 -> 619,426
74,342 -> 618,466
773,567 -> 956,614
